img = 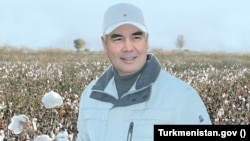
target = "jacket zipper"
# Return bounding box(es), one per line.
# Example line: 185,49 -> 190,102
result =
127,122 -> 134,141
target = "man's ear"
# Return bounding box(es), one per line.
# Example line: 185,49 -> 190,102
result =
146,34 -> 149,50
101,36 -> 107,52
146,33 -> 149,41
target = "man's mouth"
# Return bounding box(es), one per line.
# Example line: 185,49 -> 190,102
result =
121,57 -> 136,60
120,56 -> 137,63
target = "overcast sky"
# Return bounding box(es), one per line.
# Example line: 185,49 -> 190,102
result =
0,0 -> 249,53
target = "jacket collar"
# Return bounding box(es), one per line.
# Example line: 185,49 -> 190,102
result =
92,53 -> 161,91
90,53 -> 161,107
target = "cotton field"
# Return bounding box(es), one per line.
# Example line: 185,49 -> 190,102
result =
0,48 -> 249,140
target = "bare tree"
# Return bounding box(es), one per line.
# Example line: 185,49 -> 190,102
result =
176,34 -> 185,50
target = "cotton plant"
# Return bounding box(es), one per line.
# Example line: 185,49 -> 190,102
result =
42,90 -> 63,109
42,90 -> 69,141
42,90 -> 64,129
0,102 -> 5,119
8,114 -> 30,134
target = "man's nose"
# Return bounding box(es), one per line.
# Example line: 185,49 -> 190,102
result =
123,39 -> 134,51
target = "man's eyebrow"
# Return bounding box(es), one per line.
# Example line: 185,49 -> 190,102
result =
132,31 -> 144,36
110,34 -> 122,39
110,31 -> 144,38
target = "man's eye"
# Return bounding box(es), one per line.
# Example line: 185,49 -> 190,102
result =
112,37 -> 122,41
132,35 -> 142,40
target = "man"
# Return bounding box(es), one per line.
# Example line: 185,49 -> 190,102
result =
76,3 -> 212,141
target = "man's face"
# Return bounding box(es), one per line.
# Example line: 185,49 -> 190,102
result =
102,24 -> 148,76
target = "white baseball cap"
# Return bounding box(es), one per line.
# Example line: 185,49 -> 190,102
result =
103,3 -> 147,35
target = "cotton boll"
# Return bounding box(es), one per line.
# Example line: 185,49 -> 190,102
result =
56,129 -> 69,141
8,115 -> 30,134
0,102 -> 5,110
50,130 -> 55,141
32,118 -> 38,131
42,91 -> 63,109
34,135 -> 52,141
0,129 -> 5,141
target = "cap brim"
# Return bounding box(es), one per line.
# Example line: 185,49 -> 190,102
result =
104,21 -> 147,35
